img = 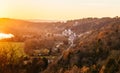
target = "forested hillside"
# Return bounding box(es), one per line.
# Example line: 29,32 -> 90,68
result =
43,18 -> 120,73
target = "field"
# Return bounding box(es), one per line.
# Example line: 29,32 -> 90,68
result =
0,42 -> 56,59
0,42 -> 25,57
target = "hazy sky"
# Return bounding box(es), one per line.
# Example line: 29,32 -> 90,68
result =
0,0 -> 120,20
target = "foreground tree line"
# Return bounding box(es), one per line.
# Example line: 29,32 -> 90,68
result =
0,44 -> 49,73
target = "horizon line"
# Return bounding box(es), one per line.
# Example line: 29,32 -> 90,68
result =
0,16 -> 119,22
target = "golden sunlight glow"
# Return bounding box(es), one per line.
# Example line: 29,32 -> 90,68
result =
0,1 -> 4,16
0,0 -> 8,18
0,33 -> 14,39
0,0 -> 120,20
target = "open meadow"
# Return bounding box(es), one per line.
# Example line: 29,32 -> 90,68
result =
0,42 -> 25,57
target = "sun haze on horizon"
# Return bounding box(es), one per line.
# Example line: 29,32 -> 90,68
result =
0,0 -> 120,20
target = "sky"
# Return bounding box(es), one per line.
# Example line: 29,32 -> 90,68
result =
0,0 -> 120,20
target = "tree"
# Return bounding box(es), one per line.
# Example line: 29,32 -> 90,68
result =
24,38 -> 55,56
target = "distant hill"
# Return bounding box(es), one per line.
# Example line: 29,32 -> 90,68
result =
28,19 -> 65,22
0,18 -> 51,35
0,17 -> 120,41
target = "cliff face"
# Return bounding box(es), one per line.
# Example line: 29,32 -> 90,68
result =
43,20 -> 120,73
